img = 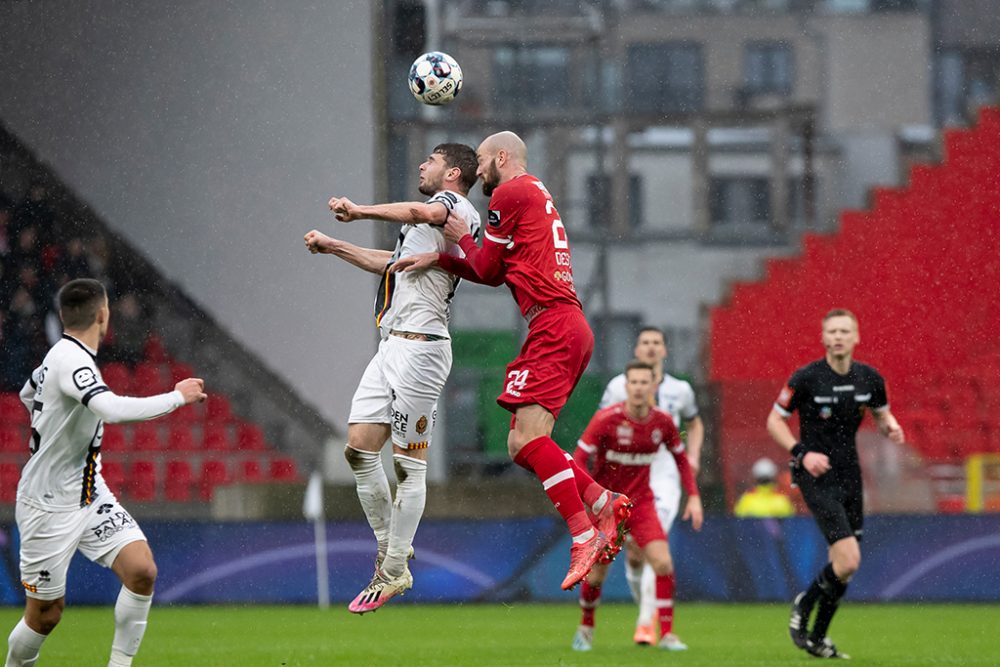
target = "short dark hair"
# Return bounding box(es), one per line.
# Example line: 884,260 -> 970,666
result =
433,143 -> 478,193
624,359 -> 655,377
636,326 -> 666,343
58,279 -> 107,329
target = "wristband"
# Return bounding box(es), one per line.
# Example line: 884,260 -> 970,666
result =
790,442 -> 806,468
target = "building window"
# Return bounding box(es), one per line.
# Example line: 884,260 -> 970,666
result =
587,174 -> 644,230
625,42 -> 704,114
493,46 -> 569,112
709,177 -> 770,225
743,41 -> 793,97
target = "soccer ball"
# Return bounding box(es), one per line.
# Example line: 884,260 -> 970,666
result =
408,51 -> 463,106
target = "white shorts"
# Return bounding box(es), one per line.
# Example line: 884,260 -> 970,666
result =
16,491 -> 146,600
348,335 -> 452,451
649,446 -> 682,534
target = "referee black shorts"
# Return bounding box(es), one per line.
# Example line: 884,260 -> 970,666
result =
793,465 -> 864,545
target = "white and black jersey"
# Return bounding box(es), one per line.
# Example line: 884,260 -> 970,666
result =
773,359 -> 889,470
17,334 -> 184,511
374,190 -> 481,338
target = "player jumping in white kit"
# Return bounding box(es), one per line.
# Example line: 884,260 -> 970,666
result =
304,143 -> 480,613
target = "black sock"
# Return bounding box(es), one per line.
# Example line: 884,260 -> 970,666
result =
798,562 -> 837,618
810,569 -> 848,641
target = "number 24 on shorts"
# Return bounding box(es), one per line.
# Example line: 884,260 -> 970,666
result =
506,369 -> 530,397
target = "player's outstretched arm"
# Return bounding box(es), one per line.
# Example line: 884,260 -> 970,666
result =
329,196 -> 447,225
304,230 -> 392,274
393,252 -> 505,286
86,379 -> 206,424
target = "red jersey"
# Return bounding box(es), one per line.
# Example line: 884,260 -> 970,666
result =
483,174 -> 582,318
574,403 -> 697,501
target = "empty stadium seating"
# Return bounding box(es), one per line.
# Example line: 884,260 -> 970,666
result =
708,106 -> 1000,508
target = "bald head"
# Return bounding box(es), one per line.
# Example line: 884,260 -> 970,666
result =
476,131 -> 528,196
481,131 -> 527,167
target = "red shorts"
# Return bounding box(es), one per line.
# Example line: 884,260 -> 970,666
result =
497,305 -> 594,420
627,494 -> 667,548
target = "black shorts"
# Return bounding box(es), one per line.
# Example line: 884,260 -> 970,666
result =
793,465 -> 864,545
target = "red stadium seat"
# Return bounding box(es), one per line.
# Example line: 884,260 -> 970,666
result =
100,363 -> 132,393
0,426 -> 26,453
204,395 -> 234,425
101,460 -> 125,496
199,459 -> 230,501
168,362 -> 195,385
268,457 -> 298,482
165,459 -> 194,502
132,423 -> 164,451
128,460 -> 157,501
167,424 -> 198,451
0,463 -> 21,503
168,397 -> 202,424
0,393 -> 29,428
133,362 -> 171,395
101,426 -> 127,451
203,424 -> 233,451
236,423 -> 267,451
143,334 -> 168,364
237,458 -> 263,483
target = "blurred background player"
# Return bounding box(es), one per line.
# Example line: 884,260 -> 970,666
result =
571,360 -> 702,652
767,308 -> 904,659
733,457 -> 795,518
392,131 -> 631,590
597,326 -> 704,646
6,278 -> 206,667
304,144 -> 480,613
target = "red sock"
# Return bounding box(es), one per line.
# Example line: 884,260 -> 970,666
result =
579,580 -> 602,627
562,452 -> 606,508
656,572 -> 676,637
514,436 -> 592,538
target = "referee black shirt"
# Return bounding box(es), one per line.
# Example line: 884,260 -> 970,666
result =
773,360 -> 889,471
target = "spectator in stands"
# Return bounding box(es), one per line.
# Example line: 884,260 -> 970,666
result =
108,292 -> 150,367
12,181 -> 56,239
61,237 -> 93,280
734,457 -> 795,518
10,226 -> 41,277
1,287 -> 45,391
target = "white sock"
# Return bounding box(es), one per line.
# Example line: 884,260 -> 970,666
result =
5,618 -> 46,667
624,560 -> 643,604
382,454 -> 427,578
637,562 -> 657,626
345,446 -> 392,552
108,586 -> 152,667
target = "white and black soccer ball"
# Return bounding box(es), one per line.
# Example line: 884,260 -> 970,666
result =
408,51 -> 463,106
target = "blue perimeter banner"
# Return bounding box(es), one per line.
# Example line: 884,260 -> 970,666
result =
0,515 -> 998,606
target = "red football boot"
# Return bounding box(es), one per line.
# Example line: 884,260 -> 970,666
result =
561,530 -> 611,590
590,491 -> 632,562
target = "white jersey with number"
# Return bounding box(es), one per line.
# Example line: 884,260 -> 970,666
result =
374,190 -> 481,338
599,371 -> 699,519
18,334 -> 183,512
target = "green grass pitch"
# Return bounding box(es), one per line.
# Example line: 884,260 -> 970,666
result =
1,602 -> 997,666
